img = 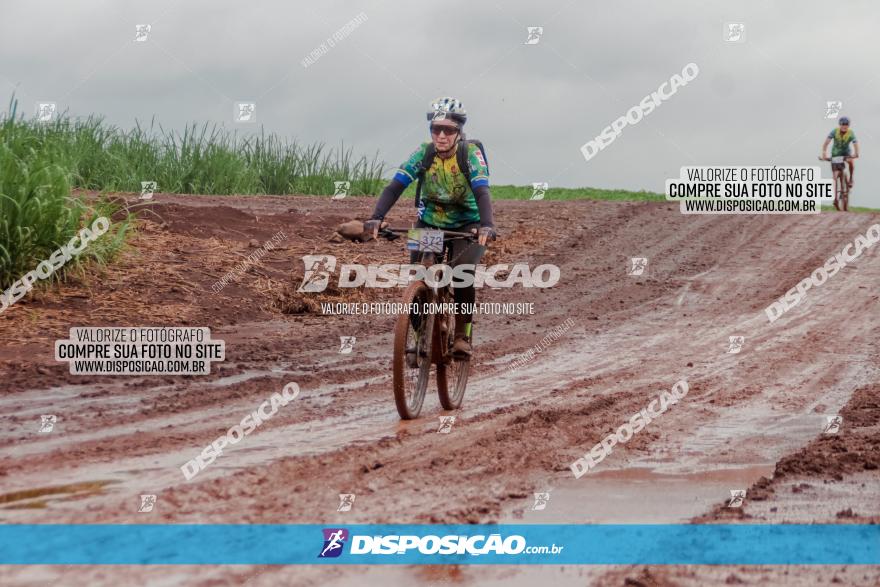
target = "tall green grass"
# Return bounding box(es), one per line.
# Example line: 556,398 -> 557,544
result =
0,97 -> 129,289
2,103 -> 386,197
0,94 -> 389,289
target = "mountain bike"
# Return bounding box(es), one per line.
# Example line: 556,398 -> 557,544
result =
378,227 -> 476,419
819,155 -> 853,211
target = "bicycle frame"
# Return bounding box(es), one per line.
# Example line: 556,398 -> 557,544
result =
819,155 -> 852,211
382,226 -> 479,418
386,226 -> 477,362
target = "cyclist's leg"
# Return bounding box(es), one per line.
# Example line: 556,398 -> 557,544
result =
847,159 -> 854,187
446,223 -> 486,354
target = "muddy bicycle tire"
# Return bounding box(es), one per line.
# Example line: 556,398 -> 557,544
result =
436,314 -> 471,410
392,281 -> 434,419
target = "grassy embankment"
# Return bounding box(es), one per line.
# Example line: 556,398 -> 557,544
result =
0,98 -> 384,291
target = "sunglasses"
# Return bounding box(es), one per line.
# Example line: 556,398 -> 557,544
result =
430,125 -> 460,137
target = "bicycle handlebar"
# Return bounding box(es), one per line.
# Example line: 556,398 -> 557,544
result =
379,227 -> 478,241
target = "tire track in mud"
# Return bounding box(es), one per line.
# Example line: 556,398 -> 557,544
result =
1,194 -> 878,586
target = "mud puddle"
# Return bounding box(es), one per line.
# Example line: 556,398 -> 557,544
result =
516,465 -> 774,523
0,481 -> 116,510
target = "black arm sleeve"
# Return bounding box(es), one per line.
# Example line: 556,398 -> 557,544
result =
473,185 -> 495,228
370,179 -> 407,221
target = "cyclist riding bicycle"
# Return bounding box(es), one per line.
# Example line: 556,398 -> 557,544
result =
821,116 -> 859,188
364,97 -> 496,358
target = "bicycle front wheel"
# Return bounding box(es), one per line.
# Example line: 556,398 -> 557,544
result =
437,315 -> 471,411
392,281 -> 434,419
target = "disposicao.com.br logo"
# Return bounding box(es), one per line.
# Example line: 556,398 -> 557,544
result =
319,528 -> 349,558
318,528 -> 563,558
297,255 -> 560,292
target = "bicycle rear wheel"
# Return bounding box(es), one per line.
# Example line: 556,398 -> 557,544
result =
437,314 -> 471,410
392,281 -> 434,419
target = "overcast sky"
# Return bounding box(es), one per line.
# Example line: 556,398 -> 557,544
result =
2,1 -> 878,208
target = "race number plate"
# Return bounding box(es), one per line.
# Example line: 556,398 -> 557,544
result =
406,229 -> 444,252
831,156 -> 845,164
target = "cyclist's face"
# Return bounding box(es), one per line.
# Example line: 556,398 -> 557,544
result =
431,122 -> 460,151
839,123 -> 849,131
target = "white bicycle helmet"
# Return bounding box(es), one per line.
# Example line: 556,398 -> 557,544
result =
427,97 -> 467,125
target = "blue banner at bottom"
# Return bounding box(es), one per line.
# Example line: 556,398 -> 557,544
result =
1,524 -> 877,565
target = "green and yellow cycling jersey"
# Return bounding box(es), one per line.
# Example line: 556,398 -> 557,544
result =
828,128 -> 857,157
393,142 -> 490,229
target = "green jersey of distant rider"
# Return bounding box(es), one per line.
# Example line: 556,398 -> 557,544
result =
828,126 -> 857,157
821,116 -> 860,187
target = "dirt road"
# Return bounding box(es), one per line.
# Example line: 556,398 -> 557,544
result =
1,193 -> 878,585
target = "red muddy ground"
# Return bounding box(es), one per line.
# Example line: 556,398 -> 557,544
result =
1,192 -> 878,586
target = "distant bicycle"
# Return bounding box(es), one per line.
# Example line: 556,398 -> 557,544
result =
818,155 -> 853,211
378,227 -> 477,419
820,115 -> 859,211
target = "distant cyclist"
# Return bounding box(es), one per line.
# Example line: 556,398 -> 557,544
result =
821,116 -> 859,188
364,97 -> 496,358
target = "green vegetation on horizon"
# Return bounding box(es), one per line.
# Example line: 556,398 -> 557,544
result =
401,183 -> 665,202
0,95 -> 675,204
